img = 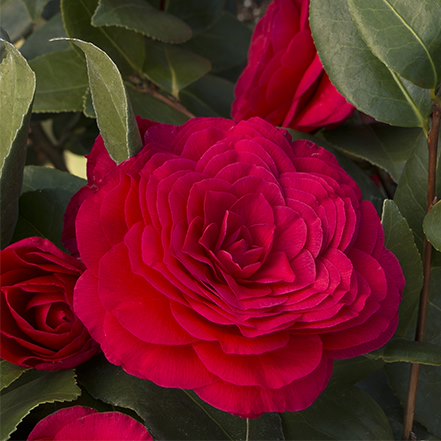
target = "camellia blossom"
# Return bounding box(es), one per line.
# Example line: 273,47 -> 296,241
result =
27,406 -> 152,440
0,238 -> 98,370
232,0 -> 355,132
67,117 -> 404,417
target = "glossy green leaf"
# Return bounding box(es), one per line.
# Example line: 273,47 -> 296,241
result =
386,266 -> 441,437
185,12 -> 251,73
310,0 -> 432,131
64,38 -> 142,163
348,0 -> 441,89
0,361 -> 26,391
30,48 -> 88,113
167,0 -> 225,34
0,0 -> 32,42
21,13 -> 67,59
92,0 -> 192,43
323,126 -> 422,182
282,385 -> 394,440
21,0 -> 50,20
180,74 -> 234,118
143,39 -> 211,97
0,40 -> 35,247
61,0 -> 145,75
0,369 -> 80,441
423,201 -> 441,252
382,200 -> 423,335
78,356 -> 284,441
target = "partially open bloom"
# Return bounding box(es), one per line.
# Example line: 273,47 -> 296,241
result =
28,406 -> 152,440
232,0 -> 355,132
0,238 -> 98,370
67,117 -> 404,417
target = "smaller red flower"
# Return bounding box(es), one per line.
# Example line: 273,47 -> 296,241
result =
0,238 -> 98,370
27,407 -> 153,441
233,0 -> 354,132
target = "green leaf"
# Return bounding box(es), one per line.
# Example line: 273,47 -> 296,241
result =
323,126 -> 422,183
63,38 -> 142,163
369,339 -> 441,365
0,0 -> 32,42
78,356 -> 284,441
348,0 -> 441,89
0,369 -> 80,441
21,13 -> 68,60
185,12 -> 251,73
91,0 -> 192,44
423,201 -> 441,252
332,357 -> 384,386
13,166 -> 86,247
61,0 -> 145,75
282,385 -> 394,440
30,48 -> 88,113
0,361 -> 26,392
0,39 -> 35,248
310,0 -> 432,131
143,39 -> 211,98
21,0 -> 50,20
382,200 -> 423,336
180,74 -> 234,118
166,0 -> 225,34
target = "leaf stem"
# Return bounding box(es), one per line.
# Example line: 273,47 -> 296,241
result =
403,102 -> 441,440
245,418 -> 250,441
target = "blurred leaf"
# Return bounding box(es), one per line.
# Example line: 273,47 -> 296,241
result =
282,385 -> 394,440
348,0 -> 441,89
0,369 -> 80,441
323,126 -> 423,182
65,38 -> 142,163
13,166 -> 85,247
185,12 -> 251,73
331,357 -> 384,386
423,200 -> 441,252
61,0 -> 145,75
78,356 -> 284,441
167,0 -> 225,34
0,361 -> 26,391
0,40 -> 35,248
143,39 -> 211,98
310,0 -> 432,131
180,74 -> 234,118
0,0 -> 32,42
387,266 -> 441,437
21,0 -> 50,20
30,48 -> 87,113
92,0 -> 192,43
21,13 -> 67,59
382,200 -> 423,336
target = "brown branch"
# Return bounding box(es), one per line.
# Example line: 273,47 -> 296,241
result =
403,102 -> 441,440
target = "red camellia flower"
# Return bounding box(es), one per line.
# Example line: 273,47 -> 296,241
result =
232,0 -> 355,133
68,117 -> 404,417
27,406 -> 152,440
0,238 -> 98,370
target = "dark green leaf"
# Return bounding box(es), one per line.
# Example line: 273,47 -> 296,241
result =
78,356 -> 284,441
0,369 -> 80,441
0,361 -> 26,391
143,39 -> 211,98
30,48 -> 88,113
92,0 -> 192,44
65,38 -> 142,163
382,200 -> 423,336
332,357 -> 384,386
185,12 -> 251,73
0,0 -> 32,42
21,0 -> 50,20
180,74 -> 234,118
282,385 -> 394,440
61,0 -> 145,75
167,0 -> 225,34
310,0 -> 432,131
348,0 -> 441,89
323,126 -> 422,182
21,13 -> 67,60
0,40 -> 35,248
423,200 -> 441,252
